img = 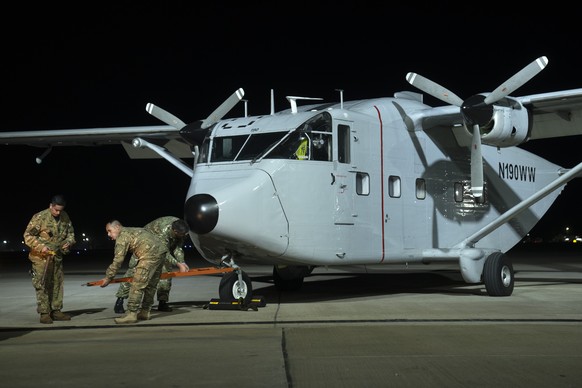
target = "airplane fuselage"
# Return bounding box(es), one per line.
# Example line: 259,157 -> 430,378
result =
185,95 -> 563,268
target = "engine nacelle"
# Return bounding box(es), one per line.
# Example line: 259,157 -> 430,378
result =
479,98 -> 530,148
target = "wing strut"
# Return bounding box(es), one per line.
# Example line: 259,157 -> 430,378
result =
457,162 -> 582,248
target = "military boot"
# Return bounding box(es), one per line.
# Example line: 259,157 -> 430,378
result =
114,311 -> 138,324
157,300 -> 172,312
51,310 -> 71,321
40,313 -> 53,324
114,297 -> 125,314
137,309 -> 151,321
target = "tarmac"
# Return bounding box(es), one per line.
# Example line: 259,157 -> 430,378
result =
0,244 -> 581,387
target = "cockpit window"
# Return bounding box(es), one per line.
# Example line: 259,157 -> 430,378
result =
210,132 -> 283,162
203,112 -> 333,163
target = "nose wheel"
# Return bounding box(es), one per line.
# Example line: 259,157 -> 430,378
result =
219,270 -> 253,304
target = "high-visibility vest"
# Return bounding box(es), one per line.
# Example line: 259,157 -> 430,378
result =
295,138 -> 308,160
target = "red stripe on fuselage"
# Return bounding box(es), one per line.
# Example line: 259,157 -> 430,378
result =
373,106 -> 385,263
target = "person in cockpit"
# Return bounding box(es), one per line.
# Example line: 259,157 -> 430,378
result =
292,134 -> 309,160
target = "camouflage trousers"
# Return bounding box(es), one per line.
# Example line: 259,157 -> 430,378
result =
126,259 -> 165,313
30,257 -> 65,314
116,260 -> 173,302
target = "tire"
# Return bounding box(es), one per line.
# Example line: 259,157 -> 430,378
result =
219,271 -> 252,304
483,252 -> 514,296
273,266 -> 305,291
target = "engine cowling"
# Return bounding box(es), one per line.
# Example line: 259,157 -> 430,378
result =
475,97 -> 530,148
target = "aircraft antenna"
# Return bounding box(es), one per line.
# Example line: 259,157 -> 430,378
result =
35,147 -> 52,164
242,99 -> 248,117
270,89 -> 275,115
335,89 -> 344,109
286,96 -> 324,114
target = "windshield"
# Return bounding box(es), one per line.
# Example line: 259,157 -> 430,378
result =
201,112 -> 332,163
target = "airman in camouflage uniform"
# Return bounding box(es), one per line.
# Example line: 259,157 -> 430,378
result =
23,194 -> 76,324
114,216 -> 190,313
99,220 -> 186,324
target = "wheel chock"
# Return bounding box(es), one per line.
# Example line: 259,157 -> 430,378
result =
206,295 -> 266,311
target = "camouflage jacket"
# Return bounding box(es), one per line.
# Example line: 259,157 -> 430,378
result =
24,208 -> 76,261
144,216 -> 186,266
106,227 -> 168,279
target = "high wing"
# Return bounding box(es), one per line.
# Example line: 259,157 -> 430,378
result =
408,88 -> 582,138
0,88 -> 244,164
521,90 -> 582,139
0,88 -> 245,161
0,125 -> 191,159
2,89 -> 581,154
0,125 -> 176,146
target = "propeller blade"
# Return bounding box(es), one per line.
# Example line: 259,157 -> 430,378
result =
146,103 -> 186,129
484,56 -> 548,104
200,88 -> 245,129
406,72 -> 464,107
470,124 -> 484,198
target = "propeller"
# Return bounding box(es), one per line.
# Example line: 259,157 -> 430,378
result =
199,88 -> 245,129
406,56 -> 548,197
144,88 -> 245,173
146,88 -> 245,132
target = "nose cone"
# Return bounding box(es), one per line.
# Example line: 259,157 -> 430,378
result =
185,167 -> 289,260
184,194 -> 219,234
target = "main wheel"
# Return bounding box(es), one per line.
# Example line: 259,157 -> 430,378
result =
219,271 -> 252,304
272,265 -> 307,291
483,252 -> 514,296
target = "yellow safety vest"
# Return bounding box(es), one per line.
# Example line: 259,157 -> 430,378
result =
295,138 -> 308,160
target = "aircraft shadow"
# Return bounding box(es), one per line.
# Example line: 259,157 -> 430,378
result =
249,271 -> 483,304
65,308 -> 107,317
252,269 -> 582,304
109,270 -> 582,315
155,272 -> 472,310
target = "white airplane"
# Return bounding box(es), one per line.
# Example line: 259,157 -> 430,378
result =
2,56 -> 581,303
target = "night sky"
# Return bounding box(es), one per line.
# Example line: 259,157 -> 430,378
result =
1,3 -> 580,248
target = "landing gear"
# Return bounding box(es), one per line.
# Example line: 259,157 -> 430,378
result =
272,265 -> 313,291
483,252 -> 514,296
219,271 -> 252,304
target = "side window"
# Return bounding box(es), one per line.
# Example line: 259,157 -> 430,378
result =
337,124 -> 351,164
389,175 -> 401,198
356,172 -> 370,195
416,178 -> 426,200
274,112 -> 333,162
312,134 -> 332,161
310,112 -> 332,162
